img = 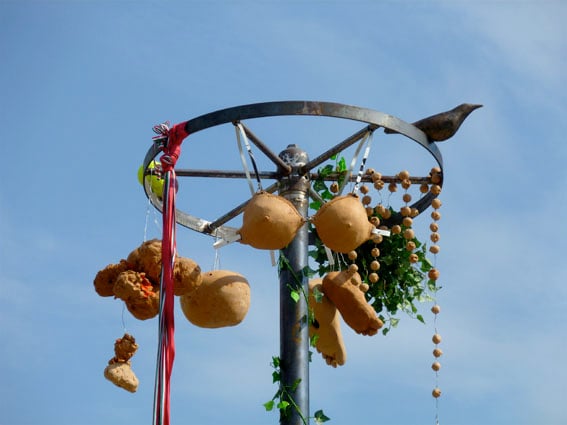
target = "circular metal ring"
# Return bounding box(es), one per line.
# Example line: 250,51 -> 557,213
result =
142,100 -> 443,238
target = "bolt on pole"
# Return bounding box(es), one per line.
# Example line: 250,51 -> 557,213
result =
278,144 -> 311,425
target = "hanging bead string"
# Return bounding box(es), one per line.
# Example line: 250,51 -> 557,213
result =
428,167 -> 443,424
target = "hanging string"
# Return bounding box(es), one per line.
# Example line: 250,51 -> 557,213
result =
151,121 -> 189,425
235,122 -> 263,194
213,238 -> 221,270
234,122 -> 277,265
352,131 -> 374,194
337,130 -> 372,196
121,303 -> 128,333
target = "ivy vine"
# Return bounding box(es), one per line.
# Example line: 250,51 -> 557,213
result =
308,155 -> 440,334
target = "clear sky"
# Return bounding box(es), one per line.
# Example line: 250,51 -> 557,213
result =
1,1 -> 565,425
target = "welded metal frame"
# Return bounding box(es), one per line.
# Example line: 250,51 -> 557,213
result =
141,101 -> 444,425
142,101 -> 443,238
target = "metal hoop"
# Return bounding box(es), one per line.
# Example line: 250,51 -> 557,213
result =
142,101 -> 443,238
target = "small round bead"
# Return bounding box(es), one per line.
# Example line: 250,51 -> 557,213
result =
431,198 -> 442,209
372,234 -> 383,244
403,228 -> 415,240
428,268 -> 440,280
429,245 -> 440,254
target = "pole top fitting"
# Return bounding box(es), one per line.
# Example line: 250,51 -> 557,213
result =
279,144 -> 309,171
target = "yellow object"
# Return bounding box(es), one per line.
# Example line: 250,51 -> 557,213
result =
137,161 -> 164,198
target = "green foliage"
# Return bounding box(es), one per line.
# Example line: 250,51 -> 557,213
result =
309,157 -> 440,334
264,356 -> 330,424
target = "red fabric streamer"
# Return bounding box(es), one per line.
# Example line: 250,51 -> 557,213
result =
160,122 -> 189,171
153,121 -> 189,425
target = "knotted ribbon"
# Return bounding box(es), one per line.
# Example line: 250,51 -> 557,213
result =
152,121 -> 189,425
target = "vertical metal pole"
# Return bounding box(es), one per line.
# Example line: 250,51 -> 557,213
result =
278,145 -> 310,425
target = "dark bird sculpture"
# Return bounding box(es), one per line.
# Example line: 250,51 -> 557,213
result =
385,103 -> 482,142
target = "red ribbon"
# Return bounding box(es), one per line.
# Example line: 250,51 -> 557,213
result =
153,122 -> 189,425
160,122 -> 189,171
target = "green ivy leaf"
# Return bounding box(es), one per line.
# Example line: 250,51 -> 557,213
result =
272,371 -> 281,383
310,334 -> 320,347
277,401 -> 290,411
312,286 -> 324,303
309,200 -> 322,210
290,290 -> 300,303
313,179 -> 328,193
263,400 -> 275,411
272,356 -> 280,368
314,409 -> 331,424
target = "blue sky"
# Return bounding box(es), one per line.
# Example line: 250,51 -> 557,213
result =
0,1 -> 565,424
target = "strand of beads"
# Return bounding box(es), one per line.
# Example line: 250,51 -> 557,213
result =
428,167 -> 443,424
398,170 -> 418,262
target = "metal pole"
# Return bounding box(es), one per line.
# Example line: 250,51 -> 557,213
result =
278,144 -> 310,425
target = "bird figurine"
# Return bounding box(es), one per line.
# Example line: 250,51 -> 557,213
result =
385,103 -> 482,142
